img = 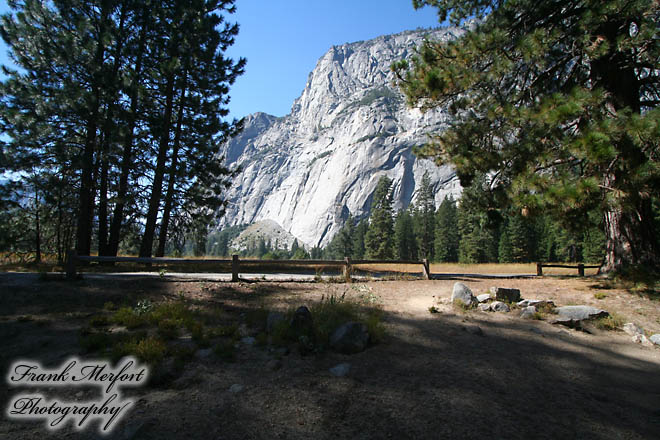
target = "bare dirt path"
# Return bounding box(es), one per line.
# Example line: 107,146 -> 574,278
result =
1,274 -> 659,439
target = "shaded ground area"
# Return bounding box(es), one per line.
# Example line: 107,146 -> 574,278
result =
1,273 -> 659,439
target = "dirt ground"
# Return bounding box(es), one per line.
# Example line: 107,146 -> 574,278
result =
1,273 -> 659,439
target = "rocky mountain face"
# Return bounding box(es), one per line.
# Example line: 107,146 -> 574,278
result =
218,27 -> 464,248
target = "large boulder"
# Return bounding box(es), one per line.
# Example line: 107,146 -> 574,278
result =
329,322 -> 369,354
552,306 -> 608,327
490,287 -> 521,303
290,306 -> 314,338
452,283 -> 477,307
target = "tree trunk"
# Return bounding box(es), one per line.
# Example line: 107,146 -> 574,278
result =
156,69 -> 188,257
107,6 -> 148,257
75,3 -> 109,256
139,72 -> 176,258
601,199 -> 660,273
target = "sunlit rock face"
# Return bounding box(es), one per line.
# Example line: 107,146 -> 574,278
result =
218,27 -> 463,247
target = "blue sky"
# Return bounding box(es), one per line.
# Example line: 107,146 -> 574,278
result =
0,0 -> 443,120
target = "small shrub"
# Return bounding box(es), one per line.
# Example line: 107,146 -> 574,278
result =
113,336 -> 166,364
246,307 -> 269,329
428,306 -> 439,314
157,318 -> 181,340
270,319 -> 293,347
134,299 -> 154,316
103,302 -> 117,311
89,315 -> 109,327
594,292 -> 608,300
452,299 -> 473,311
209,323 -> 239,338
365,310 -> 386,343
213,341 -> 236,362
189,321 -> 210,347
594,312 -> 626,331
80,331 -> 113,353
112,307 -> 147,329
149,302 -> 193,326
255,332 -> 268,347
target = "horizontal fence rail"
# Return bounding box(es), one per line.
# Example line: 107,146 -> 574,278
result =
536,262 -> 601,276
65,251 -> 431,282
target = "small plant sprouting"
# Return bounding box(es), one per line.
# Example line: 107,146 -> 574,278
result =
428,306 -> 439,314
134,299 -> 154,316
594,292 -> 608,300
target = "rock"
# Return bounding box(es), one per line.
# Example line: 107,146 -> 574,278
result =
632,334 -> 652,346
290,306 -> 314,338
517,299 -> 555,309
452,282 -> 477,307
329,363 -> 351,377
490,301 -> 510,313
650,334 -> 660,346
552,306 -> 609,327
329,321 -> 369,354
477,294 -> 492,303
229,384 -> 244,393
266,311 -> 285,333
489,287 -> 521,303
195,348 -> 213,359
241,336 -> 256,346
266,359 -> 282,371
478,303 -> 491,312
520,306 -> 537,319
217,28 -> 463,248
622,322 -> 644,336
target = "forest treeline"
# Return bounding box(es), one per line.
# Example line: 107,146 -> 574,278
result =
0,0 -> 244,263
209,173 -> 606,264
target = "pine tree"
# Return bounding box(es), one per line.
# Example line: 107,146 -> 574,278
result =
434,195 -> 459,262
395,0 -> 660,272
457,176 -> 499,263
353,219 -> 369,259
414,171 -> 436,260
365,176 -> 395,259
394,208 -> 418,260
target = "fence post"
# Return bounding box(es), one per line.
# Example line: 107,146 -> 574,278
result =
536,262 -> 543,276
343,257 -> 352,283
231,254 -> 239,282
578,263 -> 585,277
422,259 -> 430,280
66,249 -> 77,280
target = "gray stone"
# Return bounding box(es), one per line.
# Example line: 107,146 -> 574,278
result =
552,306 -> 608,326
490,301 -> 510,313
517,299 -> 555,309
632,334 -> 652,346
452,282 -> 477,307
329,363 -> 351,377
650,334 -> 660,346
329,321 -> 369,354
241,336 -> 256,346
520,306 -> 537,319
266,311 -> 285,333
490,287 -> 521,303
623,322 -> 644,336
477,294 -> 492,303
229,384 -> 244,393
195,348 -> 213,359
478,303 -> 491,312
